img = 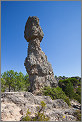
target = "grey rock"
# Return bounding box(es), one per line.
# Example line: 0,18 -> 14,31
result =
70,100 -> 81,110
24,92 -> 35,103
65,115 -> 76,121
24,16 -> 57,94
1,92 -> 78,121
34,95 -> 53,105
52,99 -> 69,109
64,108 -> 76,116
24,16 -> 44,42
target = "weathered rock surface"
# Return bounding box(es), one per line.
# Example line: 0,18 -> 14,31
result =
70,100 -> 81,110
1,92 -> 79,121
24,16 -> 57,94
1,100 -> 22,121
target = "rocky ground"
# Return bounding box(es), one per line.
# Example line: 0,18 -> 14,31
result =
1,92 -> 81,121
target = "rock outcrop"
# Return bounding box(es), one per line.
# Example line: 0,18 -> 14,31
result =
70,100 -> 81,110
24,16 -> 57,94
1,92 -> 79,121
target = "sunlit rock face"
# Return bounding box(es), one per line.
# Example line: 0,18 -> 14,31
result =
24,16 -> 57,94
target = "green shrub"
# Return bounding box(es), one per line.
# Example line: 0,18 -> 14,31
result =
58,78 -> 79,99
58,78 -> 79,89
42,86 -> 71,106
68,78 -> 79,87
76,86 -> 81,95
73,93 -> 81,103
64,81 -> 74,99
1,78 -> 6,92
73,86 -> 81,103
22,101 -> 49,121
74,110 -> 81,121
22,109 -> 31,121
58,78 -> 81,103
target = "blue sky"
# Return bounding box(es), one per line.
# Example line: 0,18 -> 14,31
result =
1,1 -> 81,77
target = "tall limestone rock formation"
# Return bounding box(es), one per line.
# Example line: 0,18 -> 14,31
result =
24,16 -> 57,94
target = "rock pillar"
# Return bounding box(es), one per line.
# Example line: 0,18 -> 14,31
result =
24,16 -> 57,94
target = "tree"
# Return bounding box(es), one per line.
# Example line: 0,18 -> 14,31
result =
68,78 -> 79,87
64,81 -> 74,99
58,79 -> 74,99
1,70 -> 15,92
24,73 -> 30,91
14,72 -> 25,91
1,70 -> 30,92
1,78 -> 6,92
11,71 -> 18,91
55,75 -> 57,79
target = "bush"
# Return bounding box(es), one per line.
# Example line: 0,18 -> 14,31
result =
1,78 -> 6,92
64,81 -> 74,99
22,109 -> 31,121
68,78 -> 79,87
58,78 -> 81,103
74,110 -> 81,121
42,86 -> 71,106
58,78 -> 79,89
76,86 -> 81,95
22,101 -> 49,121
73,93 -> 81,104
59,79 -> 78,99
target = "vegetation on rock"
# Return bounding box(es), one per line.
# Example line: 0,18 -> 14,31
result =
21,101 -> 49,121
42,86 -> 71,106
1,70 -> 81,105
1,71 -> 81,121
73,110 -> 81,121
58,78 -> 81,103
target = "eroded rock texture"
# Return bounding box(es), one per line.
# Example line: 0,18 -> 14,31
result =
24,16 -> 57,94
1,92 -> 78,121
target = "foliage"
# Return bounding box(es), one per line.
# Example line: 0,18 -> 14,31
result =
58,78 -> 81,103
1,70 -> 16,92
55,75 -> 57,79
73,93 -> 81,103
64,81 -> 74,99
73,110 -> 81,121
67,78 -> 80,87
22,109 -> 31,121
22,101 -> 49,121
24,73 -> 30,91
1,78 -> 6,92
73,86 -> 81,103
1,70 -> 30,92
42,86 -> 71,106
58,78 -> 80,89
76,86 -> 81,95
14,72 -> 25,91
